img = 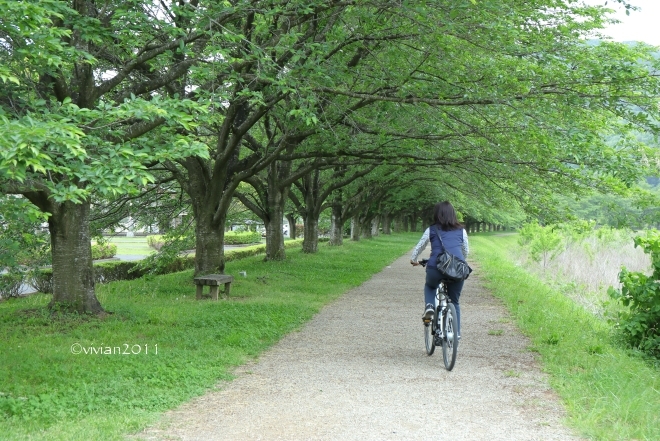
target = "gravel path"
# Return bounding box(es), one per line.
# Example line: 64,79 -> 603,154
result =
138,253 -> 581,441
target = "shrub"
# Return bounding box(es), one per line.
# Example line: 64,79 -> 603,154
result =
29,263 -> 145,292
223,239 -> 303,262
146,235 -> 164,250
28,269 -> 53,294
225,244 -> 266,261
517,221 -> 562,269
135,227 -> 195,275
517,221 -> 542,246
91,243 -> 117,260
608,232 -> 660,357
94,261 -> 146,283
153,255 -> 195,275
224,231 -> 262,245
0,196 -> 50,272
553,219 -> 595,243
529,227 -> 562,269
286,239 -> 305,247
0,271 -> 24,299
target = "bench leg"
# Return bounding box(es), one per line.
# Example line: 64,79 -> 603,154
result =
224,282 -> 231,298
209,285 -> 219,301
196,285 -> 203,300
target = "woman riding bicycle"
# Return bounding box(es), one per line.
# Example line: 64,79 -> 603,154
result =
410,201 -> 469,338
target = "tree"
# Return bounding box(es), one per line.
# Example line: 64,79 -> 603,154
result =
162,1 -> 428,273
234,156 -> 303,261
291,162 -> 378,252
0,0 -> 218,312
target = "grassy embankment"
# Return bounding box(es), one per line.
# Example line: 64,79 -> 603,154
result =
471,234 -> 659,441
0,233 -> 419,440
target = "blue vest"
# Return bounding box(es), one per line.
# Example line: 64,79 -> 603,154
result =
429,225 -> 465,268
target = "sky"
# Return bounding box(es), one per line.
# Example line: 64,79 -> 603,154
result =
583,0 -> 660,46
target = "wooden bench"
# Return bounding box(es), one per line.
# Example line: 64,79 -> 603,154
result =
193,274 -> 234,300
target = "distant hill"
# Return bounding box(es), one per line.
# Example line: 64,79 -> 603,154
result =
585,38 -> 659,54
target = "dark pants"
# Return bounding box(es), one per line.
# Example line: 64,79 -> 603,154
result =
425,266 -> 464,335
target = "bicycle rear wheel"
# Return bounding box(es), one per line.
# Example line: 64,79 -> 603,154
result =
424,316 -> 435,355
442,303 -> 458,371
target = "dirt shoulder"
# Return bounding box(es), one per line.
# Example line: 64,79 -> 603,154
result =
137,253 -> 581,441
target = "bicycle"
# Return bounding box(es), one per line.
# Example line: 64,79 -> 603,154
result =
418,259 -> 459,371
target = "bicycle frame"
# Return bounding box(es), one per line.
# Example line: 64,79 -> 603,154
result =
433,281 -> 449,343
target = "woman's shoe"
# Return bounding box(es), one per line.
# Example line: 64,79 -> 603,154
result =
422,303 -> 434,321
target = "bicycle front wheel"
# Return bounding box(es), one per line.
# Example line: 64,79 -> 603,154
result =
424,319 -> 435,355
442,303 -> 458,371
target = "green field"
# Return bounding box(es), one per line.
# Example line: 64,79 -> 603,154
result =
0,233 -> 419,440
105,236 -> 155,257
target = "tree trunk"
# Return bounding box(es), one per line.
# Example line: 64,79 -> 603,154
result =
361,218 -> 373,239
393,214 -> 402,233
299,169 -> 321,253
329,205 -> 344,246
402,215 -> 409,232
48,201 -> 104,314
351,216 -> 360,241
286,213 -> 297,239
194,207 -> 226,276
302,215 -> 319,253
264,167 -> 288,260
382,213 -> 392,235
410,212 -> 418,232
371,216 -> 380,237
264,215 -> 286,261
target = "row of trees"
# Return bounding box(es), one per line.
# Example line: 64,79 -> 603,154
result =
1,0 -> 659,314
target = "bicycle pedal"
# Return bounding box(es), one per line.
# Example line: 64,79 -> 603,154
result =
422,318 -> 431,324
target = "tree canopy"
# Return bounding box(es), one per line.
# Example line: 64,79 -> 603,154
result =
1,0 -> 659,313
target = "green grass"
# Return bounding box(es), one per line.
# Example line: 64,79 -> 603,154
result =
0,233 -> 419,440
105,236 -> 154,256
471,234 -> 660,441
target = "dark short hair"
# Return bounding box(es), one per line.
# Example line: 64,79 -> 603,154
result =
433,201 -> 463,231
